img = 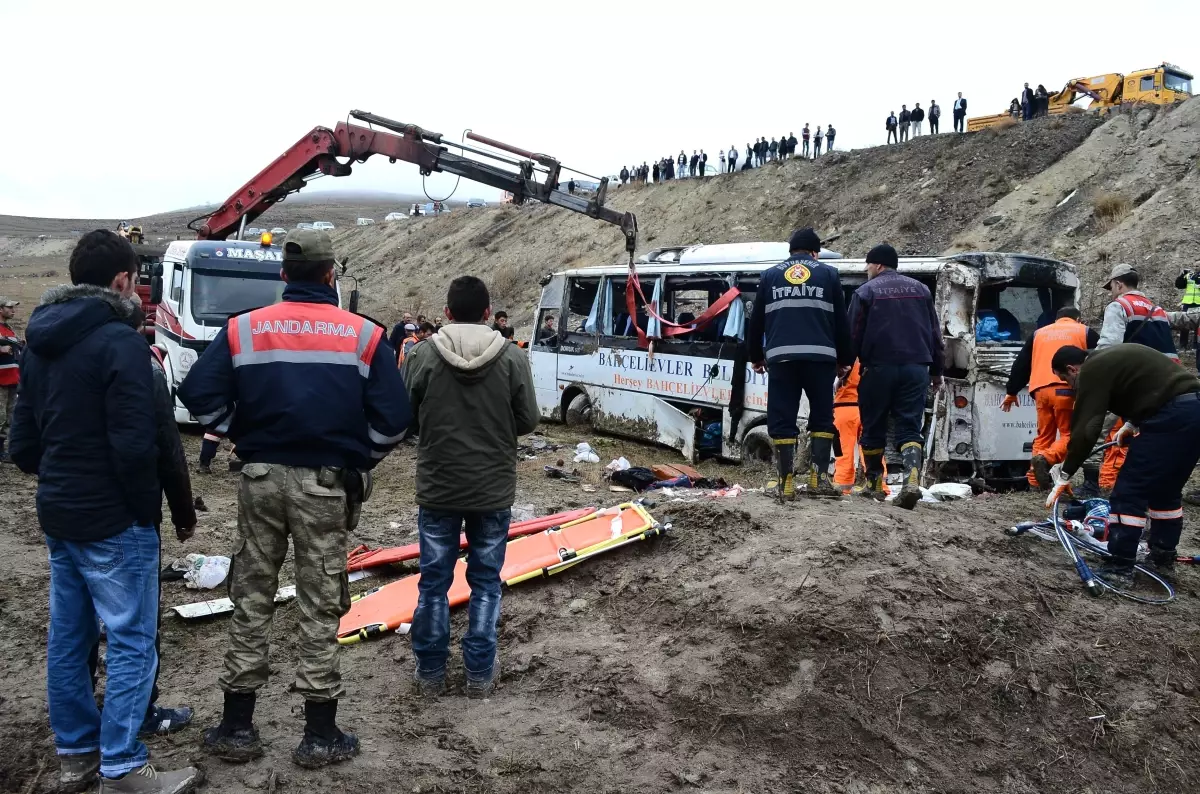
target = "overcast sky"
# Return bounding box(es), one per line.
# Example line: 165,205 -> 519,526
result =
1,0 -> 1196,218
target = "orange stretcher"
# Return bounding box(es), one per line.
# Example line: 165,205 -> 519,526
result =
344,507 -> 595,571
337,503 -> 659,644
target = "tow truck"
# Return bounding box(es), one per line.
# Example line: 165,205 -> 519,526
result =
146,109 -> 638,423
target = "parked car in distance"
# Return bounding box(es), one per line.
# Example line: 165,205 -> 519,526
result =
384,212 -> 408,221
356,217 -> 375,226
270,227 -> 287,236
244,227 -> 262,236
296,222 -> 314,230
312,221 -> 336,231
466,198 -> 487,208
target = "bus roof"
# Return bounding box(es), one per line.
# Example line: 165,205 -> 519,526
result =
554,243 -> 1077,284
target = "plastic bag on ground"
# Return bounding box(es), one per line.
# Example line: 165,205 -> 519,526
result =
184,555 -> 231,589
926,483 -> 974,501
605,457 -> 632,473
574,442 -> 600,464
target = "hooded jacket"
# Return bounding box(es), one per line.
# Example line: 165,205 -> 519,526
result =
402,323 -> 539,512
9,284 -> 159,541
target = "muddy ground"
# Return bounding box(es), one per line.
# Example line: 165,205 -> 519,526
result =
1,425 -> 1199,794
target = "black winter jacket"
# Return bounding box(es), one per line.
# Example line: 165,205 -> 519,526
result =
10,285 -> 160,541
911,107 -> 925,122
152,355 -> 196,530
847,270 -> 945,375
748,254 -> 853,367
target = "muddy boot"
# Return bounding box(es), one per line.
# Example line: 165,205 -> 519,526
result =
853,451 -> 888,501
59,751 -> 100,793
1148,546 -> 1177,577
1029,455 -> 1051,490
1098,557 -> 1136,588
412,669 -> 446,700
896,442 -> 924,510
804,433 -> 841,498
202,691 -> 263,763
772,440 -> 796,503
197,462 -> 212,475
292,700 -> 360,769
98,764 -> 204,794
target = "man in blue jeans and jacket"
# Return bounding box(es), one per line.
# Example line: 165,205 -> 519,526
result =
10,230 -> 202,794
847,243 -> 945,510
402,275 -> 539,698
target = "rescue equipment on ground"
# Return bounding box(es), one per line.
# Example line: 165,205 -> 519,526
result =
337,503 -> 663,644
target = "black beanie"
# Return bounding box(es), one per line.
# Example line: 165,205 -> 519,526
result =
866,243 -> 899,269
788,227 -> 822,253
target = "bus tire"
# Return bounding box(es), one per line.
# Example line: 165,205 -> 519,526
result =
565,393 -> 593,427
741,425 -> 773,463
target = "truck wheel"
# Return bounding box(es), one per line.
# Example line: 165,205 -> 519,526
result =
565,393 -> 592,426
741,425 -> 773,463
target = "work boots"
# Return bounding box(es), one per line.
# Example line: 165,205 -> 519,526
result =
1149,546 -> 1177,576
1029,455 -> 1051,490
804,433 -> 841,498
1099,558 -> 1137,587
293,699 -> 360,769
772,441 -> 796,503
1076,464 -> 1103,500
896,443 -> 924,510
853,451 -> 888,501
59,751 -> 100,793
202,691 -> 263,763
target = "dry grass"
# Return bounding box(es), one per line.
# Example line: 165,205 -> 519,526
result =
1093,191 -> 1131,233
487,259 -> 525,307
1062,105 -> 1086,115
898,209 -> 921,233
947,235 -> 985,253
864,184 -> 889,203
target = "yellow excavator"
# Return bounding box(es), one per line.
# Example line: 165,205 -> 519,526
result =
116,221 -> 145,245
967,63 -> 1193,132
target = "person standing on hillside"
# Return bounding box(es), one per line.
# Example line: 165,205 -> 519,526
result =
952,92 -> 967,133
813,127 -> 823,157
1021,83 -> 1034,120
728,145 -> 738,173
718,150 -> 725,173
898,106 -> 911,142
752,138 -> 761,167
748,228 -> 853,501
1003,307 -> 1098,488
825,125 -> 836,151
801,125 -> 811,158
0,299 -> 22,461
652,161 -> 660,183
787,132 -> 798,159
1174,266 -> 1200,350
404,276 -> 539,698
619,166 -> 629,185
886,111 -> 899,144
10,230 -> 203,794
928,100 -> 941,134
700,150 -> 708,176
847,243 -> 945,509
910,103 -> 925,136
689,150 -> 698,178
678,150 -> 687,178
180,229 -> 411,769
1034,84 -> 1050,118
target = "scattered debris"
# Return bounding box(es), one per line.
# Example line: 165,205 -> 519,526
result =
573,442 -> 600,464
544,465 -> 581,483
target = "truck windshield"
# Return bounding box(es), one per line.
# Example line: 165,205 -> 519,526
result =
1165,71 -> 1193,94
191,270 -> 284,324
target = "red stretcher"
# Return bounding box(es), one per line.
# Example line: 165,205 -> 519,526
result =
337,504 -> 659,644
344,507 -> 595,571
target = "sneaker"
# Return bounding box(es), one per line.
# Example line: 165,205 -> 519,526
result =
98,764 -> 204,794
202,724 -> 263,763
140,705 -> 193,738
411,670 -> 446,700
59,751 -> 100,793
1029,455 -> 1051,490
292,730 -> 360,769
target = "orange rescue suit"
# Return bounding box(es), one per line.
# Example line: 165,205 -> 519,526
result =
833,364 -> 887,491
1025,318 -> 1089,485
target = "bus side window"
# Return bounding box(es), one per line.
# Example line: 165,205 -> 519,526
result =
533,310 -> 559,349
564,278 -> 600,336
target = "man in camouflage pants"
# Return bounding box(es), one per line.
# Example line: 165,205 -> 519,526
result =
178,230 -> 411,768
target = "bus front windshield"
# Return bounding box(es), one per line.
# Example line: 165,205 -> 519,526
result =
190,270 -> 285,324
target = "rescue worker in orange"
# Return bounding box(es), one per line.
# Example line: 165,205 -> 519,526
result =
1095,264 -> 1180,490
832,362 -> 887,494
1002,307 -> 1098,488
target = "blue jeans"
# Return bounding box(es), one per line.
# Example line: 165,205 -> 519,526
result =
45,524 -> 159,779
411,509 -> 510,681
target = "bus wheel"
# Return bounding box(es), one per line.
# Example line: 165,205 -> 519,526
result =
565,393 -> 593,426
741,426 -> 773,463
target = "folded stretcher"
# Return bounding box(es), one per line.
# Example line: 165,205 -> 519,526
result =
337,503 -> 662,644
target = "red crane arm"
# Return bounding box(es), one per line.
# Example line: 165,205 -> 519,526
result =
194,110 -> 637,258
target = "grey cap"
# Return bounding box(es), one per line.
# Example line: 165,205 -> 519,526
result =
1103,262 -> 1136,289
0,299 -> 18,308
282,229 -> 335,263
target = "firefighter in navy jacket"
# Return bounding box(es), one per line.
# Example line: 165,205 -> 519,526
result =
748,228 -> 853,500
177,230 -> 411,768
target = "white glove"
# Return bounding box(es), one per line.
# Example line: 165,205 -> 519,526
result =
1045,463 -> 1073,508
1114,421 -> 1138,447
